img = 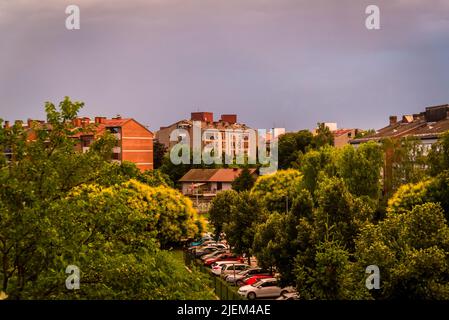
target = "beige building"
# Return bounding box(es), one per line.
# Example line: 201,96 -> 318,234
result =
156,112 -> 252,152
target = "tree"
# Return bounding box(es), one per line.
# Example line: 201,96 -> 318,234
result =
207,190 -> 239,239
224,192 -> 267,264
313,176 -> 375,250
0,97 -> 212,299
381,137 -> 428,197
295,241 -> 368,300
278,130 -> 314,169
153,139 -> 167,169
253,188 -> 314,285
354,129 -> 376,139
356,203 -> 449,299
232,167 -> 256,192
295,146 -> 337,194
337,141 -> 383,199
313,123 -> 334,148
251,169 -> 303,212
427,131 -> 449,176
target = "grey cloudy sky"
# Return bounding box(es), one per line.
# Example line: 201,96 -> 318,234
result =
1,0 -> 449,131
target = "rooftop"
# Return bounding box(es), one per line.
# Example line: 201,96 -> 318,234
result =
179,168 -> 257,183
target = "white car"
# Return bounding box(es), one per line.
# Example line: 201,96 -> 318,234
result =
219,263 -> 251,278
210,261 -> 242,275
237,278 -> 295,300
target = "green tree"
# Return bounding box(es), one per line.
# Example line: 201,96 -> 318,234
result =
313,123 -> 334,148
153,139 -> 167,169
0,98 -> 212,299
295,241 -> 368,300
208,190 -> 239,239
295,146 -> 337,194
253,188 -> 314,285
356,203 -> 449,299
278,130 -> 314,169
232,167 -> 256,192
251,169 -> 303,212
224,192 -> 267,264
427,131 -> 449,176
337,141 -> 383,199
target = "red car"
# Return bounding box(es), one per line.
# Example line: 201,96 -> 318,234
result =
242,274 -> 274,286
203,253 -> 244,266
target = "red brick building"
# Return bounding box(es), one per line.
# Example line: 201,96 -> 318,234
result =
4,116 -> 154,172
73,116 -> 154,171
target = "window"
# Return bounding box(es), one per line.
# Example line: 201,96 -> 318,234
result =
81,135 -> 94,147
112,152 -> 121,161
107,127 -> 120,134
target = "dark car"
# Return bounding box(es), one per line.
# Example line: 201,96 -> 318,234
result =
225,267 -> 272,285
194,246 -> 219,257
204,253 -> 244,266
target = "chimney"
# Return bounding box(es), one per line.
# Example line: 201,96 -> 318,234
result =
389,116 -> 397,125
95,117 -> 106,124
191,112 -> 213,123
220,114 -> 237,124
80,117 -> 90,127
73,118 -> 82,127
402,115 -> 413,123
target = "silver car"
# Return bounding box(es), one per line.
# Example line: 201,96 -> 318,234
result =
237,278 -> 295,300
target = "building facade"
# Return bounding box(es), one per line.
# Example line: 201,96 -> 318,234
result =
4,116 -> 154,171
350,104 -> 449,150
178,168 -> 258,213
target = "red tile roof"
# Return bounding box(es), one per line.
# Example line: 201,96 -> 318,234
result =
179,168 -> 257,183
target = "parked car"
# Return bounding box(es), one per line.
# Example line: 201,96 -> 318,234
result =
204,253 -> 244,266
276,291 -> 300,300
210,261 -> 246,276
241,274 -> 274,286
194,246 -> 220,257
238,278 -> 295,300
201,249 -> 227,261
225,268 -> 272,285
189,235 -> 213,247
217,263 -> 250,278
188,239 -> 215,249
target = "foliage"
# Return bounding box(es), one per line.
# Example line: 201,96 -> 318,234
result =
427,131 -> 449,176
224,192 -> 267,264
336,141 -> 383,199
153,139 -> 168,169
295,146 -> 337,194
382,137 -> 428,196
295,241 -> 369,300
232,167 -> 256,192
251,169 -> 303,212
208,190 -> 239,239
253,188 -> 314,285
356,203 -> 449,299
278,130 -> 314,170
0,97 -> 211,299
313,123 -> 334,149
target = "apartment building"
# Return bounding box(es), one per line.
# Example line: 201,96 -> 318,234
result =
3,116 -> 154,171
73,116 -> 154,171
350,104 -> 449,150
156,112 -> 252,151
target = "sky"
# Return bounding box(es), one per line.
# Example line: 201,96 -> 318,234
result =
0,0 -> 449,132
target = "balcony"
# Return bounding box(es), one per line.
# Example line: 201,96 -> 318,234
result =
112,146 -> 121,153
